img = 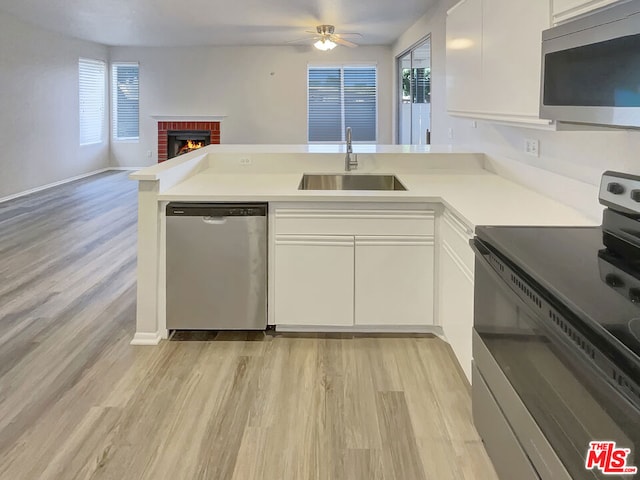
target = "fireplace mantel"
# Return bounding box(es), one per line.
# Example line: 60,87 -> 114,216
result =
151,115 -> 227,122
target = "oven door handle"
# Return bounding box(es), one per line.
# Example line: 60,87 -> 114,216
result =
470,237 -> 490,258
471,238 -> 590,349
470,239 -> 543,320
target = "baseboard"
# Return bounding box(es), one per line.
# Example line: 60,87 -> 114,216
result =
0,167 -> 143,204
109,167 -> 144,171
130,331 -> 162,345
275,325 -> 444,335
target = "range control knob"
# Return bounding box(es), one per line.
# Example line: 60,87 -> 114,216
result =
606,274 -> 624,288
607,182 -> 625,195
630,288 -> 640,304
631,190 -> 640,202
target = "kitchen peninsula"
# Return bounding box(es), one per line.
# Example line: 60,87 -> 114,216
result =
130,144 -> 595,381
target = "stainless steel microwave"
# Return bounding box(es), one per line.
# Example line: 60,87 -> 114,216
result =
540,0 -> 640,128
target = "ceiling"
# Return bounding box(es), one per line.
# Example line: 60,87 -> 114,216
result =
0,0 -> 434,47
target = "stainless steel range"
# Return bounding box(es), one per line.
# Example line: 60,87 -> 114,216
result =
471,171 -> 640,480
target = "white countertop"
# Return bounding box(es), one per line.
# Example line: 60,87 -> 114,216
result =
130,144 -> 481,181
159,169 -> 597,228
173,143 -> 476,154
130,147 -> 600,344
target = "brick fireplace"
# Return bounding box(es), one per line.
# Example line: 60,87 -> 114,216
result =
157,121 -> 220,162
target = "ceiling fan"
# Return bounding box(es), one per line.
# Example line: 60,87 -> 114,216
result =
287,25 -> 361,51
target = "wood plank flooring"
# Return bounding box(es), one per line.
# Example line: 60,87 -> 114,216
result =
0,171 -> 498,480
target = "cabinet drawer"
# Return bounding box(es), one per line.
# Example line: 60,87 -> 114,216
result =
275,208 -> 435,236
440,210 -> 474,274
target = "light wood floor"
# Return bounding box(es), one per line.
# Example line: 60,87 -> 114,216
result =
0,172 -> 498,480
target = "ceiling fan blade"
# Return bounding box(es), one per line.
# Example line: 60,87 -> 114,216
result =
332,37 -> 358,48
333,33 -> 363,37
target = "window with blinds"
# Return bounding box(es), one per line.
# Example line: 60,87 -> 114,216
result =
112,63 -> 139,141
79,59 -> 105,145
308,65 -> 377,143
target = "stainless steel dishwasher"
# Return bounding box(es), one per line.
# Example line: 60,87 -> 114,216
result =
166,203 -> 267,330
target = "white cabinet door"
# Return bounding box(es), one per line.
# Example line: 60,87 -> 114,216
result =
553,0 -> 620,24
274,235 -> 354,326
446,0 -> 484,114
553,0 -> 591,15
439,240 -> 474,382
354,236 -> 434,326
446,0 -> 551,125
482,0 -> 550,117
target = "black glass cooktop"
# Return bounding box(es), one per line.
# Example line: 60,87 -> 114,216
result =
475,226 -> 640,362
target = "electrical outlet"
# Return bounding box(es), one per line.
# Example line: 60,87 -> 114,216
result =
471,121 -> 478,128
448,128 -> 454,140
524,138 -> 540,157
146,150 -> 152,158
239,157 -> 252,165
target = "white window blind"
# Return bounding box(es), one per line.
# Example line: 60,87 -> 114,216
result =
308,65 -> 377,143
112,63 -> 139,141
79,58 -> 105,145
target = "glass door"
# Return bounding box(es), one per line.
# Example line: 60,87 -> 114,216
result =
397,37 -> 431,145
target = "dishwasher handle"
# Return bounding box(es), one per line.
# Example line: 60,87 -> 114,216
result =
202,216 -> 227,225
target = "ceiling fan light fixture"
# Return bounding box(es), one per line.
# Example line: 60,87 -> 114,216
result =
314,39 -> 337,51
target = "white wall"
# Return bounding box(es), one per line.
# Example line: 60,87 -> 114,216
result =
394,0 -> 640,220
110,45 -> 393,168
0,10 -> 109,199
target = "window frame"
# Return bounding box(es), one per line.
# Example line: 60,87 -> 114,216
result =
111,62 -> 140,142
78,58 -> 106,146
307,63 -> 378,144
396,35 -> 431,145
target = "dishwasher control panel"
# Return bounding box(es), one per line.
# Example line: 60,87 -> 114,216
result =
166,203 -> 267,217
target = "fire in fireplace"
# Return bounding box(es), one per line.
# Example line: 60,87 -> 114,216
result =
178,139 -> 205,156
167,130 -> 211,159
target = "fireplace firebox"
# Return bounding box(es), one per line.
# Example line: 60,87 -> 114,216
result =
167,130 -> 211,159
157,121 -> 220,163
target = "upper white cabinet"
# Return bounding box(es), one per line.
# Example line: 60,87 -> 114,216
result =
482,0 -> 550,118
446,0 -> 552,126
552,0 -> 621,24
446,0 -> 484,114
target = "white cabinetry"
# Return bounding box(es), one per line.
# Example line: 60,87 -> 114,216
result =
438,210 -> 475,382
446,0 -> 483,114
446,0 -> 552,126
482,0 -> 549,118
274,236 -> 354,326
355,236 -> 434,325
552,0 -> 620,24
272,204 -> 436,329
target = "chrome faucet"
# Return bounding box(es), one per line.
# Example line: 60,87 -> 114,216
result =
345,127 -> 358,171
